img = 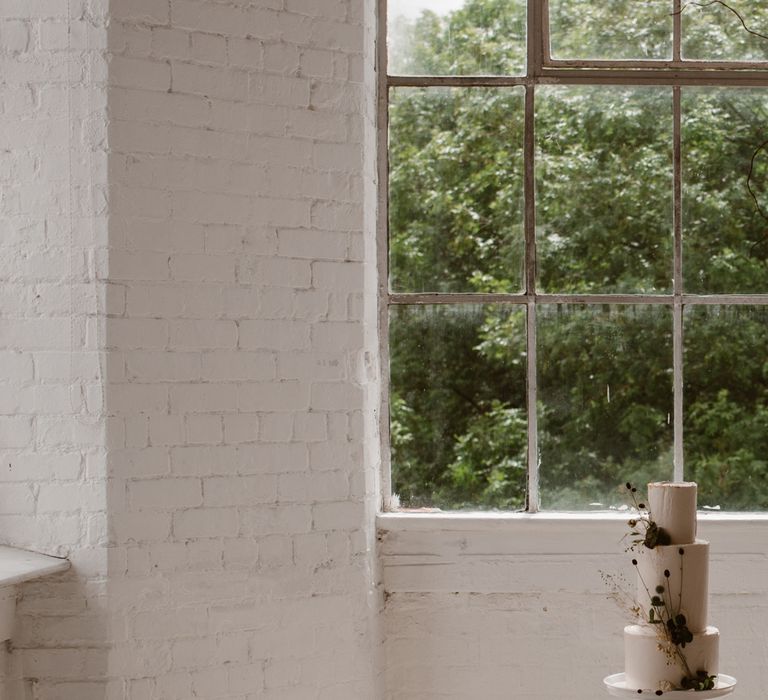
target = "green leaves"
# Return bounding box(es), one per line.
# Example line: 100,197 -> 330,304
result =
388,0 -> 768,511
680,670 -> 717,691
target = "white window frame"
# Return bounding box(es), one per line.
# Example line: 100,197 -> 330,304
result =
377,0 -> 768,513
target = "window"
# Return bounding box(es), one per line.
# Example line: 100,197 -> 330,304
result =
379,0 -> 768,512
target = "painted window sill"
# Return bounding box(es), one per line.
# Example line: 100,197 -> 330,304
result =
377,511 -> 768,587
0,546 -> 69,587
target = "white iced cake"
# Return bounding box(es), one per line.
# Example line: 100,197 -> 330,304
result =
623,481 -> 720,692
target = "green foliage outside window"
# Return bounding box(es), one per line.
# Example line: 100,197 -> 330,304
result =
388,0 -> 768,511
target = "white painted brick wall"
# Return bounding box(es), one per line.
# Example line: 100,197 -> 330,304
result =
380,518 -> 768,700
102,0 -> 379,692
2,0 -> 380,697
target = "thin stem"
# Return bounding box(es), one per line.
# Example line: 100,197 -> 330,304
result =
675,644 -> 695,679
747,139 -> 768,223
745,139 -> 768,258
678,551 -> 684,616
634,561 -> 658,621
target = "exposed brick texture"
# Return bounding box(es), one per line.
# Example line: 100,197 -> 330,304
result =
1,0 -> 379,697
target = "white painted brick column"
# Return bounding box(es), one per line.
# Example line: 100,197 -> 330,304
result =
105,0 -> 380,697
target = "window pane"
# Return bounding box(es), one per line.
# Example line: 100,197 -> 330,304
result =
684,306 -> 768,510
388,0 -> 526,76
538,304 -> 673,510
682,1 -> 768,61
536,87 -> 673,294
389,87 -> 525,293
549,0 -> 672,60
682,88 -> 768,293
390,304 -> 527,510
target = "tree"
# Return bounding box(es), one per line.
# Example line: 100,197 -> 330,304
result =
388,0 -> 768,510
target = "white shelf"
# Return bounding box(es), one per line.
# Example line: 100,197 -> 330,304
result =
0,546 -> 69,641
0,546 -> 69,587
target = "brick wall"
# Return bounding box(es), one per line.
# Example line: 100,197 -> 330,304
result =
0,0 -> 111,697
2,0 -> 380,697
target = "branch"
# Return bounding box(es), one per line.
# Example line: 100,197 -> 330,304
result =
673,1 -> 768,44
450,386 -> 483,413
746,139 -> 768,223
746,140 -> 768,258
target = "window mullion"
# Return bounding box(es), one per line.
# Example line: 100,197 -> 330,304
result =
377,0 -> 393,510
524,84 -> 539,512
673,85 -> 684,482
531,0 -> 548,75
526,300 -> 539,512
673,0 -> 682,62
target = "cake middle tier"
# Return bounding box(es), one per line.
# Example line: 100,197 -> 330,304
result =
636,540 -> 709,633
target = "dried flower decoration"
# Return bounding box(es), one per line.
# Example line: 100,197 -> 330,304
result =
602,483 -> 717,692
622,482 -> 671,551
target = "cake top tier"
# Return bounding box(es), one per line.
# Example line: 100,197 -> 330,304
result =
647,481 -> 697,545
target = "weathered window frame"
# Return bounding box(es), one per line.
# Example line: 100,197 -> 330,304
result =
377,0 -> 768,512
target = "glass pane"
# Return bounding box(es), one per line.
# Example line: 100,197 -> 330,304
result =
682,88 -> 768,293
390,304 -> 527,510
683,0 -> 768,61
549,0 -> 672,60
536,87 -> 673,294
389,87 -> 525,293
538,305 -> 673,510
684,306 -> 768,510
388,0 -> 526,76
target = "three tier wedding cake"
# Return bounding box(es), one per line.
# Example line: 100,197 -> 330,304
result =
623,482 -> 719,693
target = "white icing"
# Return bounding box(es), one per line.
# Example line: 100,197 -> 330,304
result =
624,624 -> 719,691
647,481 -> 697,544
635,540 -> 710,634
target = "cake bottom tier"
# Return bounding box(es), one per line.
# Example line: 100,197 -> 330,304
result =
624,624 -> 719,691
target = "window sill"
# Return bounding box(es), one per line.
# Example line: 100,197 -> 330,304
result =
0,546 -> 70,587
378,510 -> 768,527
377,512 -> 768,592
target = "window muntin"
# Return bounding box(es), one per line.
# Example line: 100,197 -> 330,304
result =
381,0 -> 768,512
